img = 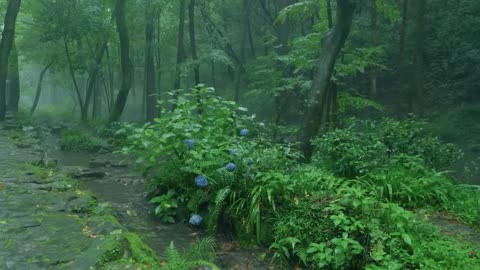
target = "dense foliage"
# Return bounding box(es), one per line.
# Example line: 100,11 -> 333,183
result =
1,0 -> 480,269
123,88 -> 480,269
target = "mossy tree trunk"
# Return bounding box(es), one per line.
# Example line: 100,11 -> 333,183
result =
7,42 -> 20,113
0,0 -> 22,121
109,0 -> 133,122
300,0 -> 355,161
145,0 -> 158,122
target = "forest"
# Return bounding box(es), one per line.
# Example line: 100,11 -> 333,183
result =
0,0 -> 479,269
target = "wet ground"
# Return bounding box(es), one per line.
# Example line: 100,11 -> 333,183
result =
0,125 -> 158,270
44,132 -> 270,269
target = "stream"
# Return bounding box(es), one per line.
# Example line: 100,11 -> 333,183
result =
44,132 -> 269,270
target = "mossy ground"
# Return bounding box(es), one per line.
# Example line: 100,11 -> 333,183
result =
0,131 -> 160,270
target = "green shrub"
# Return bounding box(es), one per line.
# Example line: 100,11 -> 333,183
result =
95,121 -> 137,147
428,104 -> 480,144
269,170 -> 480,269
314,118 -> 462,178
60,128 -> 109,152
123,86 -> 301,242
123,88 -> 480,269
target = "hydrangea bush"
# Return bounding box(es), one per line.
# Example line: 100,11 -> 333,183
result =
123,86 -> 300,240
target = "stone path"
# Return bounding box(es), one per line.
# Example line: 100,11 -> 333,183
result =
0,127 -> 159,270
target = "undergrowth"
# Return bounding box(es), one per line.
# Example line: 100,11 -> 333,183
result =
122,86 -> 480,269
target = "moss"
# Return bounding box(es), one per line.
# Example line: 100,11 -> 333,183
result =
124,232 -> 160,267
97,236 -> 125,266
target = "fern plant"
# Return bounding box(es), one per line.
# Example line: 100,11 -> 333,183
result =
161,238 -> 219,270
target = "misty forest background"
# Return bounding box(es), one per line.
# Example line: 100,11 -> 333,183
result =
1,0 -> 480,269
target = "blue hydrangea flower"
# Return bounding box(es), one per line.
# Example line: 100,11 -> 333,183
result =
195,175 -> 208,187
239,129 -> 249,137
226,162 -> 236,172
189,214 -> 203,226
184,139 -> 194,149
228,149 -> 238,155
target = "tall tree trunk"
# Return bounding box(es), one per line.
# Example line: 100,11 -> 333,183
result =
173,0 -> 186,92
411,0 -> 426,116
326,0 -> 333,28
30,62 -> 52,115
92,75 -> 101,119
155,10 -> 162,106
0,0 -> 21,121
7,42 -> 20,112
109,0 -> 134,122
398,0 -> 409,62
101,73 -> 112,112
82,42 -> 107,122
211,61 -> 216,88
64,38 -> 85,117
145,0 -> 158,122
273,0 -> 293,125
369,0 -> 377,99
244,0 -> 255,58
189,0 -> 200,85
300,0 -> 355,161
106,45 -> 115,111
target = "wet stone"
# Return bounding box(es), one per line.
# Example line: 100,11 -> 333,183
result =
74,169 -> 107,179
0,134 -> 160,269
90,159 -> 111,168
110,162 -> 129,168
66,195 -> 94,214
51,126 -> 63,135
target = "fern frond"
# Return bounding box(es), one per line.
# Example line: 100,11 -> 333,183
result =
208,186 -> 231,235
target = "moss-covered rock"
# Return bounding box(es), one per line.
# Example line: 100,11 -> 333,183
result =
0,134 -> 160,270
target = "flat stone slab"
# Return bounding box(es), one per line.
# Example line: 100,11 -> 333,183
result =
0,132 -> 160,270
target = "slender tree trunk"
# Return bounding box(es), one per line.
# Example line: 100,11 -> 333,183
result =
106,45 -> 115,111
211,61 -> 216,88
82,42 -> 107,122
273,0 -> 293,125
155,10 -> 162,108
0,0 -> 21,121
300,0 -> 355,161
173,0 -> 186,92
411,0 -> 426,116
244,0 -> 255,58
145,0 -> 158,122
101,73 -> 112,112
30,62 -> 52,115
109,0 -> 134,122
7,42 -> 20,112
326,0 -> 333,29
64,38 -> 85,117
92,75 -> 101,119
369,0 -> 377,99
189,0 -> 200,85
399,0 -> 409,61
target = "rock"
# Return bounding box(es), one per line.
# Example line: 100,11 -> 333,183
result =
14,141 -> 32,148
110,162 -> 129,168
74,169 -> 107,179
22,126 -> 35,133
1,122 -> 20,130
36,182 -> 73,192
66,196 -> 94,213
89,159 -> 111,168
51,126 -> 63,135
